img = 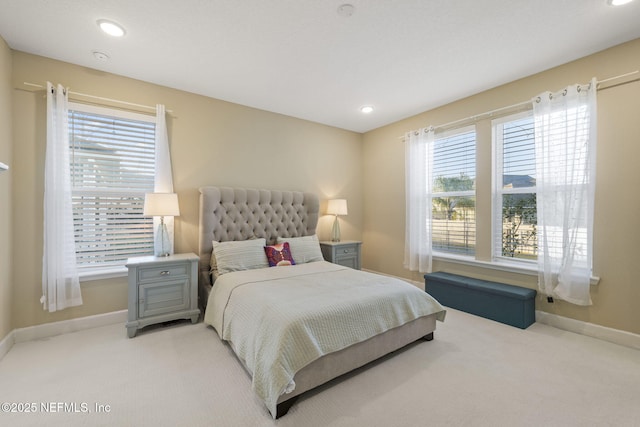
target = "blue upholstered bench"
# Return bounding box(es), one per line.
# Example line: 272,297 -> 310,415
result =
424,272 -> 536,329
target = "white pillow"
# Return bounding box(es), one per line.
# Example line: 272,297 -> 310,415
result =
212,238 -> 269,276
277,235 -> 324,263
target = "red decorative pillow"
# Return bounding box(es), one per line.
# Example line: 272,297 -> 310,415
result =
264,242 -> 296,267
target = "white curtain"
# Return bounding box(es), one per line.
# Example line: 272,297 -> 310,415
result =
41,82 -> 82,312
404,127 -> 434,273
154,104 -> 176,255
533,78 -> 597,306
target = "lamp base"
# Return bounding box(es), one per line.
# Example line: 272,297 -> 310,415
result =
155,221 -> 171,257
331,215 -> 341,242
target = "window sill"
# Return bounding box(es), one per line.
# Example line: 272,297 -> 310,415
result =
433,253 -> 600,285
79,267 -> 128,283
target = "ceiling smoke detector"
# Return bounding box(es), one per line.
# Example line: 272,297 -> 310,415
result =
93,51 -> 110,62
337,4 -> 355,17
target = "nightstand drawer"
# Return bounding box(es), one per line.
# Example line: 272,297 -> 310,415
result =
334,255 -> 359,269
139,279 -> 189,318
336,245 -> 358,255
138,263 -> 189,282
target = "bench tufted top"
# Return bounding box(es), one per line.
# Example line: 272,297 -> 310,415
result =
198,186 -> 319,273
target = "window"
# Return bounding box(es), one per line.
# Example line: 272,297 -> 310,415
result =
406,89 -> 596,291
493,112 -> 537,262
68,103 -> 156,273
431,126 -> 476,256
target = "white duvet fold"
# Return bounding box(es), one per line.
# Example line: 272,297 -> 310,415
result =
204,261 -> 445,418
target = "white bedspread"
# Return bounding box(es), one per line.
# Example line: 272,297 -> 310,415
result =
204,261 -> 445,417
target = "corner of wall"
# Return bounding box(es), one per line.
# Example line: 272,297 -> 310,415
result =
0,329 -> 14,362
0,35 -> 14,342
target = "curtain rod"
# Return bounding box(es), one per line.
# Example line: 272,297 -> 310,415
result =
22,82 -> 174,114
399,70 -> 639,139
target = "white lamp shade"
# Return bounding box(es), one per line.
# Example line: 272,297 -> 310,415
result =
143,193 -> 180,217
327,199 -> 348,216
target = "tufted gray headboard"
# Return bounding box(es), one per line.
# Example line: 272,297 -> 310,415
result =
198,186 -> 319,277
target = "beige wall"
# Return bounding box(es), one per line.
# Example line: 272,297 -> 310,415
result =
11,52 -> 363,329
7,38 -> 640,336
363,38 -> 640,335
0,37 -> 13,340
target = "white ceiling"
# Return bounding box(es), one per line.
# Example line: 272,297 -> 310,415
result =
1,0 -> 640,133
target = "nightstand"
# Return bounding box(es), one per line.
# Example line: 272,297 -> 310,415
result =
320,241 -> 362,270
125,253 -> 200,338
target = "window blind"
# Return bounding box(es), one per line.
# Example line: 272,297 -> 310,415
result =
494,113 -> 537,260
68,104 -> 156,270
501,116 -> 536,186
431,127 -> 476,256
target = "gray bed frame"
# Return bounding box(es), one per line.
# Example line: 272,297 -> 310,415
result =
198,186 -> 437,417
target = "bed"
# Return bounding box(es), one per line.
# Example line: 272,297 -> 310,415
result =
198,187 -> 446,418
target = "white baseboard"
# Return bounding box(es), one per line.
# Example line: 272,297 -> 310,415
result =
0,329 -> 15,361
2,284 -> 638,361
365,268 -> 640,350
0,310 -> 127,360
13,310 -> 127,343
535,311 -> 640,350
362,268 -> 426,290
1,310 -> 127,362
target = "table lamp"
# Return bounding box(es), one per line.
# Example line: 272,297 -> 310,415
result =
144,192 -> 180,256
327,199 -> 348,242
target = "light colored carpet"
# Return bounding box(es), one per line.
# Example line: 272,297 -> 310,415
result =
0,308 -> 638,427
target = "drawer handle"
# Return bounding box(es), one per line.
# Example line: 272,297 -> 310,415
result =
160,270 -> 171,276
343,249 -> 349,253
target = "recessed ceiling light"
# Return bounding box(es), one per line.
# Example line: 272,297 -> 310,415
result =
97,19 -> 125,37
360,105 -> 374,114
607,0 -> 633,5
